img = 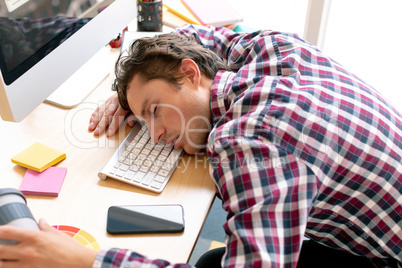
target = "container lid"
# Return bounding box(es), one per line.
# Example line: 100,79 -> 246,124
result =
0,188 -> 26,202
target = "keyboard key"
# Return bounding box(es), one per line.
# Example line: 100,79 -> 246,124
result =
113,162 -> 121,168
141,173 -> 155,186
157,154 -> 167,161
108,168 -> 117,175
150,165 -> 159,173
115,169 -> 125,177
133,158 -> 144,166
119,164 -> 129,171
124,170 -> 135,180
138,137 -> 148,145
150,149 -> 161,156
137,154 -> 147,161
154,175 -> 167,183
138,128 -> 146,135
153,160 -> 163,167
145,143 -> 154,150
141,148 -> 151,155
134,143 -> 143,149
158,169 -> 170,177
139,166 -> 149,173
130,164 -> 140,172
148,154 -> 157,162
127,153 -> 136,160
151,181 -> 163,189
133,171 -> 146,182
160,149 -> 170,156
132,148 -> 141,155
143,159 -> 153,167
161,162 -> 174,171
154,144 -> 164,150
123,159 -> 132,166
142,132 -> 150,139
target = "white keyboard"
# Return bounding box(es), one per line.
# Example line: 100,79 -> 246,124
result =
98,123 -> 183,193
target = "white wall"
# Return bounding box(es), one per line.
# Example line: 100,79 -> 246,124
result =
229,0 -> 309,36
322,0 -> 402,112
231,0 -> 402,112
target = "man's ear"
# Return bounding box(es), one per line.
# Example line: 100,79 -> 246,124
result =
181,58 -> 201,87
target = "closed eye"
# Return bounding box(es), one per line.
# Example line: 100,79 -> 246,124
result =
151,104 -> 158,118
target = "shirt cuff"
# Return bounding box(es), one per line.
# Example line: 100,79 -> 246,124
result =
92,249 -> 108,268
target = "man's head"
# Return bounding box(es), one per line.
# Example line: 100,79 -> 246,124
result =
114,33 -> 229,154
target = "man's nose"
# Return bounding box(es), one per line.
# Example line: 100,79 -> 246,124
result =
147,120 -> 164,143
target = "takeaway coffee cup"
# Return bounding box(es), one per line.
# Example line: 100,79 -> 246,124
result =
0,188 -> 39,244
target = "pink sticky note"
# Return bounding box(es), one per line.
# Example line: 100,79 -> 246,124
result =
19,167 -> 67,197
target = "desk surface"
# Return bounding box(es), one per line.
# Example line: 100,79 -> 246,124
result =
0,46 -> 216,264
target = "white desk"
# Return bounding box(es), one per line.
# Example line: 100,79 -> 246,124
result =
0,45 -> 216,263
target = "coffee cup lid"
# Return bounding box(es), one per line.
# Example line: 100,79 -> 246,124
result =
0,188 -> 26,202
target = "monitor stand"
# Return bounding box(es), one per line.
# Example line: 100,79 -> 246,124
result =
45,46 -> 114,108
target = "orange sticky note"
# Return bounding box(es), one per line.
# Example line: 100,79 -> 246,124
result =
11,142 -> 66,172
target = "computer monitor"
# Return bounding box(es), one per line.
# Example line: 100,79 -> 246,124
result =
0,0 -> 137,122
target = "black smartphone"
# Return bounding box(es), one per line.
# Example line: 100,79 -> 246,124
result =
107,204 -> 185,234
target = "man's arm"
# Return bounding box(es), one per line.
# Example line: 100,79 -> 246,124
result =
0,218 -> 194,268
175,25 -> 288,73
209,135 -> 316,267
0,218 -> 97,268
196,24 -> 320,266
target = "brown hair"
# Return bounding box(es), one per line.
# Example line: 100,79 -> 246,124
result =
114,32 -> 229,111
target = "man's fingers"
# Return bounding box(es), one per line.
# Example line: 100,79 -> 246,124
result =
93,117 -> 108,136
89,101 -> 107,132
93,101 -> 118,135
0,243 -> 22,263
38,219 -> 56,233
88,107 -> 100,131
107,107 -> 131,137
0,227 -> 36,261
106,117 -> 123,137
0,226 -> 31,243
89,94 -> 131,136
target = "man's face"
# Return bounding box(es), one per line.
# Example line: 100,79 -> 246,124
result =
126,73 -> 212,155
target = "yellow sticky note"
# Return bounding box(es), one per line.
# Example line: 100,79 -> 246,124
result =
11,142 -> 66,172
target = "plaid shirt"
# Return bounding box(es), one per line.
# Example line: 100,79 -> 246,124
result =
94,25 -> 402,267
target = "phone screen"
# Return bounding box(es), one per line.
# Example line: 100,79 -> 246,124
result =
107,204 -> 185,234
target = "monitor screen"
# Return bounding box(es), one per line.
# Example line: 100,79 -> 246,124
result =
0,0 -> 137,122
0,2 -> 92,85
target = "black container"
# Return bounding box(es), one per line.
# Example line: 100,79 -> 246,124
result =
137,0 -> 163,32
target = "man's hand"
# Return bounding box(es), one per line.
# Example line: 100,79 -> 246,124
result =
88,93 -> 136,137
0,219 -> 98,268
